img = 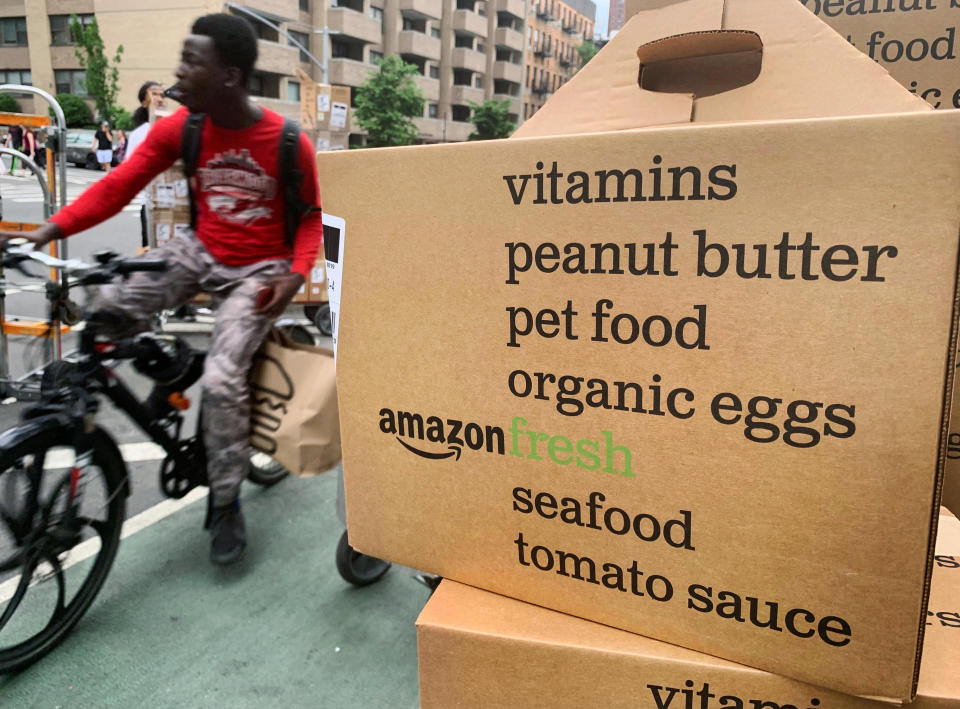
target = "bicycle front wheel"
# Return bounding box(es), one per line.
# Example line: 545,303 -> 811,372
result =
0,428 -> 126,673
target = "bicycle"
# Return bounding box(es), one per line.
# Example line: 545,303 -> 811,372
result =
0,244 -> 288,672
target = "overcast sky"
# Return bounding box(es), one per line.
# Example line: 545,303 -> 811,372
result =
594,0 -> 610,38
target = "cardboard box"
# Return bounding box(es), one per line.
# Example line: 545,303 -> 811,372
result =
297,68 -> 351,135
796,0 -> 960,111
417,514 -> 960,709
319,0 -> 960,699
785,0 -> 960,518
316,130 -> 350,152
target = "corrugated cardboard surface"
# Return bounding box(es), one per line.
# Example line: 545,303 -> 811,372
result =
417,515 -> 960,709
797,0 -> 960,111
515,0 -> 928,139
321,107 -> 960,700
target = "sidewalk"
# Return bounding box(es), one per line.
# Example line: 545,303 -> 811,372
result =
0,467 -> 430,708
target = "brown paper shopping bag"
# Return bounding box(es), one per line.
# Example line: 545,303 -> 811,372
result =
249,329 -> 341,476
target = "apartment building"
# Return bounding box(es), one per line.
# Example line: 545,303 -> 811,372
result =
523,0 -> 594,121
0,0 -> 530,144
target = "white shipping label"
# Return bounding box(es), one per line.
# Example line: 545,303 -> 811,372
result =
173,179 -> 189,199
311,266 -> 324,284
330,102 -> 348,129
173,223 -> 191,239
317,94 -> 330,113
155,223 -> 171,245
155,184 -> 175,208
323,212 -> 345,359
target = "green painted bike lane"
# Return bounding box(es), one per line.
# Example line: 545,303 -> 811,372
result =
0,469 -> 430,708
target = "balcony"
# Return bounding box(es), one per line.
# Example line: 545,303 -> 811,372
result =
400,0 -> 442,20
412,75 -> 440,101
444,120 -> 473,142
492,95 -> 522,116
452,47 -> 487,73
257,41 -> 300,75
398,31 -> 441,60
562,19 -> 580,35
494,27 -> 523,51
533,45 -> 555,58
414,117 -> 445,141
328,57 -> 376,86
450,84 -> 485,105
492,61 -> 521,83
531,81 -> 550,96
245,0 -> 300,19
327,7 -> 383,44
558,55 -> 573,68
453,9 -> 488,36
535,5 -> 554,20
251,97 -> 300,121
497,0 -> 525,19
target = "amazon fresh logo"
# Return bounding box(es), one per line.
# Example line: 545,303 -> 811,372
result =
377,408 -> 635,477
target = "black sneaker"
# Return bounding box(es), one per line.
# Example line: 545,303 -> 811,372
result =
209,500 -> 246,565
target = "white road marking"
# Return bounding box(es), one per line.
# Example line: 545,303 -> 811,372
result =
0,487 -> 206,603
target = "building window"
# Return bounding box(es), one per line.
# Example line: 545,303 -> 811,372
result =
369,50 -> 383,65
431,27 -> 440,38
255,22 -> 280,42
300,0 -> 311,9
0,17 -> 27,47
249,74 -> 265,96
51,14 -> 96,46
288,30 -> 310,62
0,70 -> 31,86
476,42 -> 485,53
370,6 -> 384,21
475,75 -> 483,89
428,103 -> 438,118
454,34 -> 473,49
54,69 -> 87,96
429,64 -> 439,79
287,80 -> 301,102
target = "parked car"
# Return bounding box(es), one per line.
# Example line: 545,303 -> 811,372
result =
64,129 -> 119,170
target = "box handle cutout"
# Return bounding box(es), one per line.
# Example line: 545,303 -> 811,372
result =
637,30 -> 762,98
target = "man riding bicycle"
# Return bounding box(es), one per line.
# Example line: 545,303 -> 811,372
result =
0,13 -> 323,565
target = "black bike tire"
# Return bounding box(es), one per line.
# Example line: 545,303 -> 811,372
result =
0,428 -> 126,673
246,451 -> 289,488
335,530 -> 391,587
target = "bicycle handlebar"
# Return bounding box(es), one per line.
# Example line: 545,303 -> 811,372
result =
2,244 -> 168,282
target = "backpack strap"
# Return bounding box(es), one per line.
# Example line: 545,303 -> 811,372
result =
181,112 -> 205,230
277,118 -> 319,249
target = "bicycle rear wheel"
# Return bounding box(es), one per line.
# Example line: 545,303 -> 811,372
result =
0,428 -> 126,673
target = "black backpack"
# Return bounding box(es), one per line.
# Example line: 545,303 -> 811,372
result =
180,112 -> 317,247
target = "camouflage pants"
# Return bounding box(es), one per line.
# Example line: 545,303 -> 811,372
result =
97,233 -> 291,506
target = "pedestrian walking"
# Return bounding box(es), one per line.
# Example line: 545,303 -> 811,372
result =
6,124 -> 23,175
114,128 -> 127,163
93,121 -> 114,173
126,80 -> 166,248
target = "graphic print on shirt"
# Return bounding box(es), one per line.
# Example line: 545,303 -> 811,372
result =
196,149 -> 278,226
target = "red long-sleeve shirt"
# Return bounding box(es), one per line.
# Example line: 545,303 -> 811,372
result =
51,106 -> 322,279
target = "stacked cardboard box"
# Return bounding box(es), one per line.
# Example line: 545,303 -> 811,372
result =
317,0 -> 960,703
147,165 -> 191,248
297,69 -> 350,152
418,512 -> 960,709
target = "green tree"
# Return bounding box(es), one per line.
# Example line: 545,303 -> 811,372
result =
70,15 -> 124,125
467,99 -> 515,140
354,55 -> 425,147
0,95 -> 21,113
113,108 -> 134,132
54,94 -> 93,128
576,40 -> 599,69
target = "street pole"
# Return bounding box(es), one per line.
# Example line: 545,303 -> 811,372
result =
313,27 -> 340,84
